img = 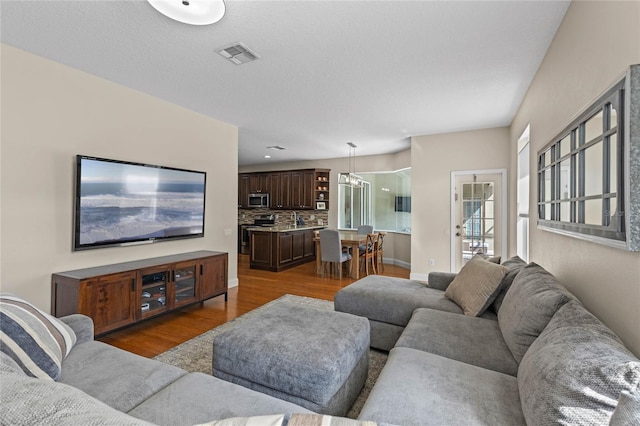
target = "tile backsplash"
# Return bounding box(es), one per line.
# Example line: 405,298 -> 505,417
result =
238,208 -> 329,227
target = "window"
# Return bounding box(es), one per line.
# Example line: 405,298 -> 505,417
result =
536,72 -> 637,250
338,168 -> 411,233
517,126 -> 530,261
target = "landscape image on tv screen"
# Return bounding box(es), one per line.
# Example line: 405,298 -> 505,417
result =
75,156 -> 206,250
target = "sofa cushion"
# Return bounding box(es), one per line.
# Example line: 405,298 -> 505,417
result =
396,308 -> 518,376
358,347 -> 525,426
129,372 -> 313,425
334,275 -> 462,327
444,255 -> 508,316
498,263 -> 574,363
491,255 -> 527,314
518,300 -> 640,425
1,370 -> 154,425
59,340 -> 186,412
0,294 -> 77,381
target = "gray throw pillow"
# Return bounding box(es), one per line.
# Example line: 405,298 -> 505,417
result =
444,255 -> 508,316
491,255 -> 527,314
497,263 -> 574,363
518,300 -> 640,425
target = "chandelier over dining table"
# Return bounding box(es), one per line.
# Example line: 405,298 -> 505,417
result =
338,142 -> 364,188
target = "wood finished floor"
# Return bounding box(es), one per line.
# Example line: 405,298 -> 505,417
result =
98,254 -> 410,358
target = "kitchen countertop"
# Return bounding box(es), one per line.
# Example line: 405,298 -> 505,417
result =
247,225 -> 326,233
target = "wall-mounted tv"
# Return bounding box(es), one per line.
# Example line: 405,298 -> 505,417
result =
394,196 -> 411,213
74,155 -> 206,251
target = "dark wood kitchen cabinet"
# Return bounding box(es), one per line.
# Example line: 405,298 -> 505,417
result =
240,168 -> 329,210
268,171 -> 291,209
249,173 -> 268,193
51,251 -> 228,335
291,170 -> 315,209
250,228 -> 321,271
238,174 -> 250,207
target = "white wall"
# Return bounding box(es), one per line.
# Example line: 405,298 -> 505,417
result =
410,127 -> 511,280
509,1 -> 640,355
0,45 -> 239,312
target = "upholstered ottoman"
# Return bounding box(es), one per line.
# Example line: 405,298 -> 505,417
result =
212,298 -> 370,416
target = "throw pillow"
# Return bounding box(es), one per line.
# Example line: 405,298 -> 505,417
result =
0,294 -> 77,381
518,300 -> 640,425
497,263 -> 574,363
490,255 -> 527,314
444,255 -> 508,316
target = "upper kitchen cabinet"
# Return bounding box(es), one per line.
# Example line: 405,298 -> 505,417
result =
239,169 -> 330,210
238,174 -> 250,207
269,171 -> 291,209
291,170 -> 315,209
249,173 -> 269,193
238,173 -> 268,208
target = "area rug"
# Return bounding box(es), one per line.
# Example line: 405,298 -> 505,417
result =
153,294 -> 387,419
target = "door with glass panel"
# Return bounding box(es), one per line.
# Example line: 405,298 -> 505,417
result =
452,171 -> 506,272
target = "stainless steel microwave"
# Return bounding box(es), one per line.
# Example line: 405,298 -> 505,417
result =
248,193 -> 269,208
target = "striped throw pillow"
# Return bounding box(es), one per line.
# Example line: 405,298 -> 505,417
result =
0,294 -> 77,381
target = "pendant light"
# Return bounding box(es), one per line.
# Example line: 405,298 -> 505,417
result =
338,142 -> 363,188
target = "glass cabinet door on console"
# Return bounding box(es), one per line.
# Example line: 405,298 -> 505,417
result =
139,266 -> 169,318
173,261 -> 198,307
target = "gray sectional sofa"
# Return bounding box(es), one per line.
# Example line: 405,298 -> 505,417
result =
3,254 -> 639,425
0,311 -> 316,425
334,256 -> 640,425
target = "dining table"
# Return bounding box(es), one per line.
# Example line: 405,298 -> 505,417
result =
314,231 -> 369,280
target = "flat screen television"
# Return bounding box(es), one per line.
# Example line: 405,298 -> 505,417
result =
74,155 -> 206,251
394,196 -> 411,213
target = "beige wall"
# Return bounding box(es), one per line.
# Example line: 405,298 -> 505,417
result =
410,127 -> 511,281
0,45 -> 239,312
509,1 -> 640,355
239,150 -> 412,265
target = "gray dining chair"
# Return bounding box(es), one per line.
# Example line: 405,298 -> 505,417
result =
319,229 -> 352,279
357,225 -> 374,235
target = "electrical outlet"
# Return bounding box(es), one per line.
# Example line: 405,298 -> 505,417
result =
310,215 -> 315,220
428,258 -> 436,266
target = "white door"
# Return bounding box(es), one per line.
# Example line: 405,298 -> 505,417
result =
451,170 -> 507,272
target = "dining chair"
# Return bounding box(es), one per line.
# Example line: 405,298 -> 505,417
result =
357,225 -> 373,235
319,229 -> 352,279
359,233 -> 377,276
375,232 -> 385,272
353,225 -> 374,253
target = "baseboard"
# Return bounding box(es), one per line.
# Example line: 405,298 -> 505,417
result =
409,272 -> 428,283
378,258 -> 411,270
228,278 -> 239,288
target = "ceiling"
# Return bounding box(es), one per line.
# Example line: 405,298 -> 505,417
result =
0,0 -> 570,166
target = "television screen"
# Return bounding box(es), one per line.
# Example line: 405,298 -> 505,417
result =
74,155 -> 206,251
394,196 -> 411,213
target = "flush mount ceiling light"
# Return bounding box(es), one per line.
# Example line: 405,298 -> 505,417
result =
147,0 -> 225,25
266,145 -> 286,151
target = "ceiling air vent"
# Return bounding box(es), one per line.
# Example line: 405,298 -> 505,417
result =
217,43 -> 260,65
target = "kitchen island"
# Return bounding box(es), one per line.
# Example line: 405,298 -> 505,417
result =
249,225 -> 326,272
